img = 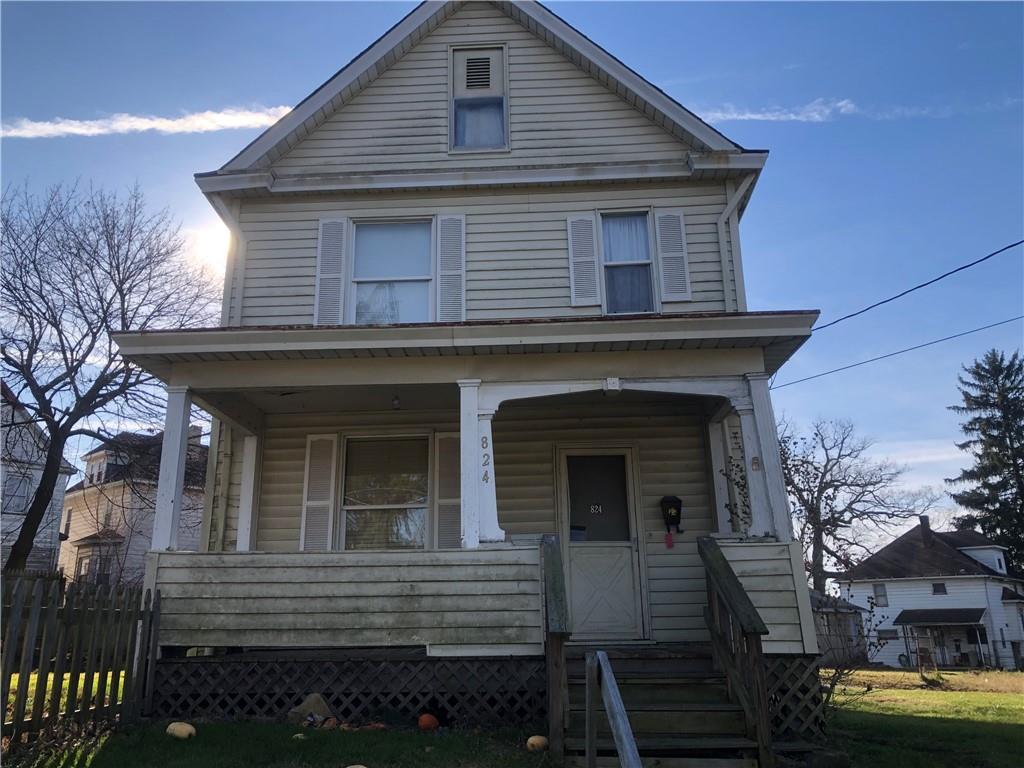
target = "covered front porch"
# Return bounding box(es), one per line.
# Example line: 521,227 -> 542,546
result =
893,609 -> 992,668
115,314 -> 817,656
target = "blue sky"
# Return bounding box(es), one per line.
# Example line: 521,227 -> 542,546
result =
3,1 -> 1022,516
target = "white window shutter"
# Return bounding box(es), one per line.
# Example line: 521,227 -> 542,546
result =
567,214 -> 600,306
435,434 -> 461,548
315,218 -> 347,325
301,435 -> 337,551
654,208 -> 691,302
436,214 -> 466,322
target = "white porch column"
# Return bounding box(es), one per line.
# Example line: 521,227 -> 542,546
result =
235,433 -> 260,552
748,374 -> 794,542
152,385 -> 192,551
477,411 -> 505,543
458,379 -> 481,549
737,406 -> 774,538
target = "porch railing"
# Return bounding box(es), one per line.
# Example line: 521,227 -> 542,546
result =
698,536 -> 773,768
540,534 -> 569,757
584,651 -> 642,768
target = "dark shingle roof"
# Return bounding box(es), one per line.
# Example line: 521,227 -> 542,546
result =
893,608 -> 986,626
809,589 -> 866,613
67,431 -> 207,494
1001,587 -> 1024,602
841,524 -> 1019,582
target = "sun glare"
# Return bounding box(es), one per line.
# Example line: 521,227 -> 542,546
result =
185,222 -> 230,277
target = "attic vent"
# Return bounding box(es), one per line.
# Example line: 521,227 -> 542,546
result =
465,57 -> 491,89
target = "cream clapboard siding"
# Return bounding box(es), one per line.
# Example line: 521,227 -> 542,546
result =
153,547 -> 543,652
231,182 -> 736,325
205,425 -> 244,552
270,4 -> 693,174
244,399 -> 715,643
720,540 -> 814,655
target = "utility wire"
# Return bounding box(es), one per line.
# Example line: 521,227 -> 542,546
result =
813,240 -> 1023,332
772,315 -> 1024,390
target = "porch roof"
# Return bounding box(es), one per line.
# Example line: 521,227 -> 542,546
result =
112,310 -> 817,380
893,608 -> 986,627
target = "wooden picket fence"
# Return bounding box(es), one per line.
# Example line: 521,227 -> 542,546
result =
1,577 -> 161,744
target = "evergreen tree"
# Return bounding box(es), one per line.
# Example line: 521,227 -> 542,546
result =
947,349 -> 1024,568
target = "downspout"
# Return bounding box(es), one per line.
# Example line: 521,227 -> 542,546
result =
716,174 -> 755,313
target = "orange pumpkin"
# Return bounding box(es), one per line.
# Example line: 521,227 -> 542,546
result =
417,713 -> 439,731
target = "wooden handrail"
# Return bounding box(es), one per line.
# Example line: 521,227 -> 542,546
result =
698,536 -> 774,768
585,651 -> 642,768
698,537 -> 768,636
541,535 -> 569,759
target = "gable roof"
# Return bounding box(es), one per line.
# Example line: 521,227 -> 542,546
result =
841,524 -> 1020,582
216,0 -> 743,175
67,431 -> 208,494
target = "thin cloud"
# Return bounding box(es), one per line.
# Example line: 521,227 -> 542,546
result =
701,98 -> 859,124
1,105 -> 291,139
700,96 -> 1021,124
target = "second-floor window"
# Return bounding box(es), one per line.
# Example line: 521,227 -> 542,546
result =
932,582 -> 947,595
601,212 -> 655,314
352,221 -> 433,324
872,583 -> 888,607
315,215 -> 465,327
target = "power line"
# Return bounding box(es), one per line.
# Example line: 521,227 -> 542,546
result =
813,239 -> 1024,332
772,315 -> 1024,390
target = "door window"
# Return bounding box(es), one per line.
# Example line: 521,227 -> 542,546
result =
566,454 -> 631,542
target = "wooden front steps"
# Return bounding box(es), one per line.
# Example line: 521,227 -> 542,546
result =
563,643 -> 760,767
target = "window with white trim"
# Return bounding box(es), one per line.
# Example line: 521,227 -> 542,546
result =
315,215 -> 465,327
872,583 -> 888,607
352,221 -> 433,324
600,212 -> 655,314
451,47 -> 507,151
566,208 -> 690,314
877,628 -> 899,641
339,437 -> 429,550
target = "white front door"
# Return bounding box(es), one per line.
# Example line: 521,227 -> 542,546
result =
560,449 -> 644,640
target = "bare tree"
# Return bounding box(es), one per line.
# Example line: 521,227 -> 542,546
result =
1,183 -> 218,573
779,418 -> 939,591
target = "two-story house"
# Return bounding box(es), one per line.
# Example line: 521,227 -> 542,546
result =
58,430 -> 206,586
841,516 -> 1024,670
1,381 -> 75,572
113,2 -> 821,761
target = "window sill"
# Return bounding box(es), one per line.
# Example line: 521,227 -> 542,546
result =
447,146 -> 512,156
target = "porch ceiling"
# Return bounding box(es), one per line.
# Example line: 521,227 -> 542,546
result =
113,311 -> 818,381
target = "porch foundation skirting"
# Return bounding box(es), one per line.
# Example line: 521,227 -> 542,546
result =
150,652 -> 546,726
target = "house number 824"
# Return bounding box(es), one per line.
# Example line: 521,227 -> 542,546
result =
481,435 -> 490,482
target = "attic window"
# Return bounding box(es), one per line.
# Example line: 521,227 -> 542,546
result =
932,583 -> 947,595
451,47 -> 507,151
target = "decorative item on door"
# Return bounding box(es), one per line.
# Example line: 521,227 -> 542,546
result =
660,495 -> 683,548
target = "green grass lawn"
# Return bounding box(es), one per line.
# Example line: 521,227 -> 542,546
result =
831,683 -> 1024,768
9,722 -> 553,768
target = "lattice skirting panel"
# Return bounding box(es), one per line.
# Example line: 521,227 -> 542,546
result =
765,654 -> 825,743
150,653 -> 547,726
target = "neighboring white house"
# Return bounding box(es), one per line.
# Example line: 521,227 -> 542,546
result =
58,429 -> 206,586
1,381 -> 75,572
841,516 -> 1024,670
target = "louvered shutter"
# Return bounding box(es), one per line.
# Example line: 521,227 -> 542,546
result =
435,434 -> 461,548
654,208 -> 691,302
301,435 -> 337,551
567,214 -> 601,307
315,218 -> 347,325
436,215 -> 465,322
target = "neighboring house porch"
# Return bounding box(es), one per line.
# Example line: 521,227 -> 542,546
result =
893,609 -> 992,669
